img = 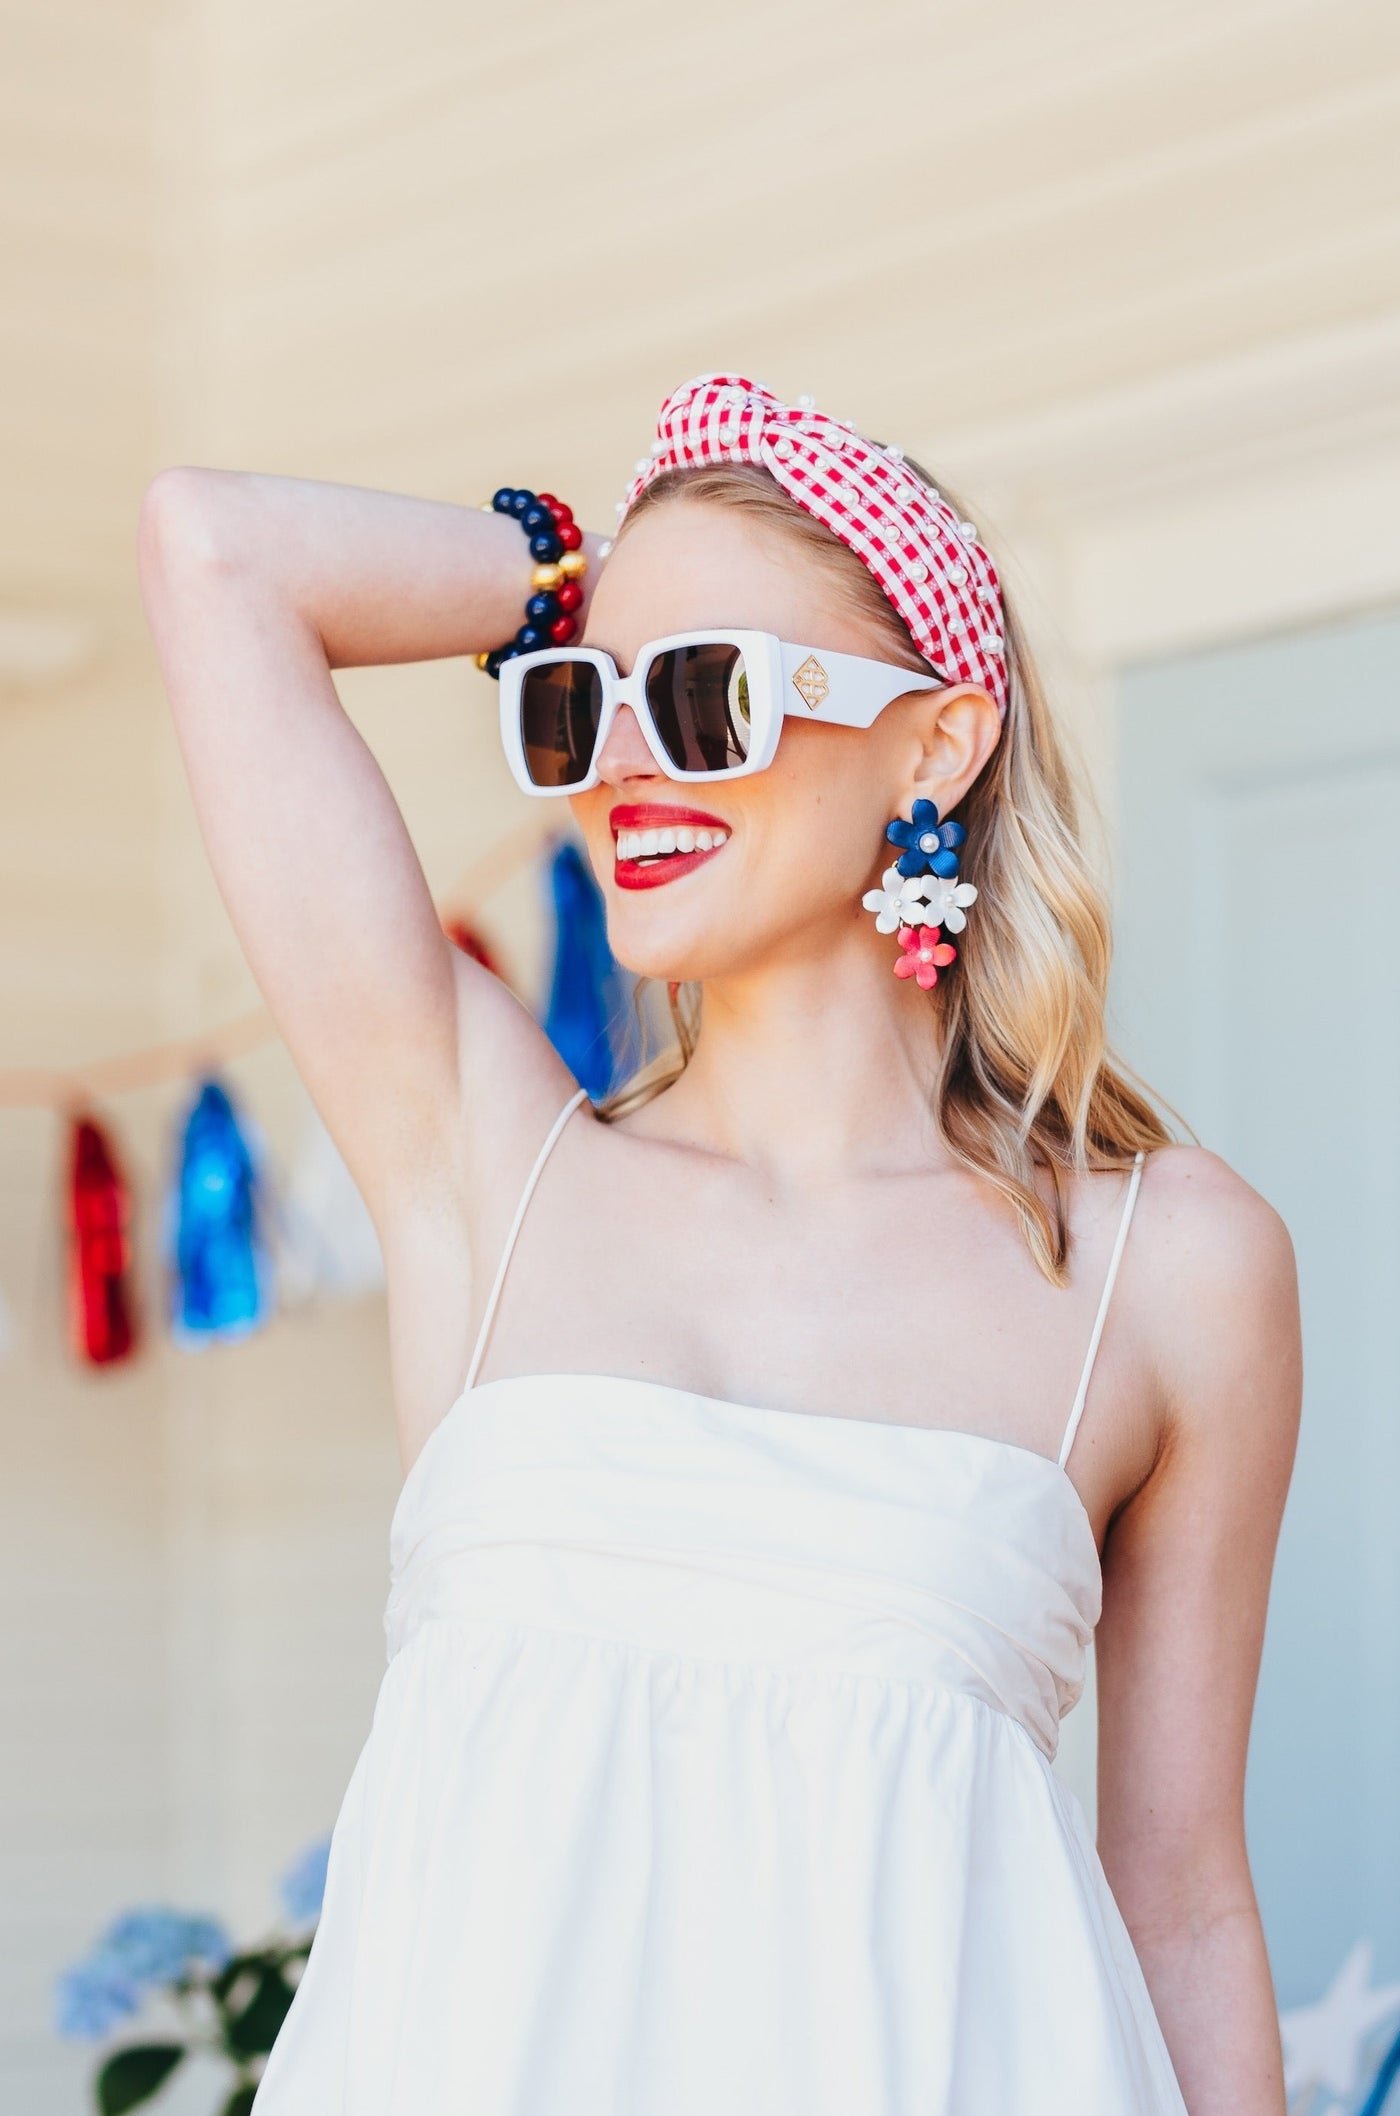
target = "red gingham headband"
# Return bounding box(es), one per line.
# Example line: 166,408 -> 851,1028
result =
617,371 -> 1008,717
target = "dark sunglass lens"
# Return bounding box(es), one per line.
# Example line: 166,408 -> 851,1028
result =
519,661 -> 605,787
645,644 -> 752,774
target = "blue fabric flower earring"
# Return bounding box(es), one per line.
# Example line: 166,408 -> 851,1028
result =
886,798 -> 966,880
861,798 -> 978,987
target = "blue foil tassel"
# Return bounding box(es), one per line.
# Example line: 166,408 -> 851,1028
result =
167,1076 -> 274,1346
1358,2017 -> 1400,2116
542,840 -> 640,1098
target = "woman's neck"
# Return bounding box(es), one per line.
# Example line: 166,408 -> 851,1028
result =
654,940 -> 949,1183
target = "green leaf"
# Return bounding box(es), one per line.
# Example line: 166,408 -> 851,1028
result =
223,1965 -> 295,2059
96,2042 -> 185,2116
209,1949 -> 279,2006
219,2086 -> 258,2116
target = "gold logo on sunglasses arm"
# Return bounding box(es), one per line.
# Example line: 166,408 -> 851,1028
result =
791,655 -> 830,710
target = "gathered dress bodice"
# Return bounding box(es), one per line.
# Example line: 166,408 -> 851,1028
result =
386,1368 -> 1103,1765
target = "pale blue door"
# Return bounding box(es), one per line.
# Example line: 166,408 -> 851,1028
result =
1114,608 -> 1400,2010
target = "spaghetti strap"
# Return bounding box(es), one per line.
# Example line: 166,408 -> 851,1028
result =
1056,1150 -> 1147,1471
462,1084 -> 590,1394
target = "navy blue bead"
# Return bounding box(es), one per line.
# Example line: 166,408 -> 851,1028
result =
526,591 -> 560,623
508,489 -> 535,518
521,502 -> 552,533
528,531 -> 562,561
491,488 -> 517,513
516,623 -> 546,650
483,648 -> 506,677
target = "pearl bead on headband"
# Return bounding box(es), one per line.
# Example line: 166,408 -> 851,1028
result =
616,371 -> 1009,718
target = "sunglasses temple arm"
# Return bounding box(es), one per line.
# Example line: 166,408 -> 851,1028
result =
777,643 -> 943,731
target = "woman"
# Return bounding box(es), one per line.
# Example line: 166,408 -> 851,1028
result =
138,372 -> 1301,2114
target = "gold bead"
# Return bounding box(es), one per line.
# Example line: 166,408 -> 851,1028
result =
558,550 -> 588,580
474,650 -> 492,670
531,561 -> 564,590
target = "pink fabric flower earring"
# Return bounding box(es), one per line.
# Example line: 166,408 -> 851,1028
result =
861,798 -> 977,988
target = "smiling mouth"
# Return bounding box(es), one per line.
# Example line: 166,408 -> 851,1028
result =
610,803 -> 732,892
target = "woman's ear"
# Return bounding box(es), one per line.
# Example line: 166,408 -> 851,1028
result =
903,684 -> 1001,812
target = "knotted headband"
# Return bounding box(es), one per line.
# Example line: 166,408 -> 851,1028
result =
616,371 -> 1008,717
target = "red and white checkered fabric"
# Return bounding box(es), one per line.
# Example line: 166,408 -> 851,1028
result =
618,371 -> 1008,717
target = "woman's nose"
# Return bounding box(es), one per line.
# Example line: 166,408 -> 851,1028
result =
595,704 -> 661,786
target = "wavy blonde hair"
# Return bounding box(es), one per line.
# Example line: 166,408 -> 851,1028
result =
594,457 -> 1192,1284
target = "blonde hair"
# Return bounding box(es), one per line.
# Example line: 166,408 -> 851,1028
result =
594,457 -> 1193,1284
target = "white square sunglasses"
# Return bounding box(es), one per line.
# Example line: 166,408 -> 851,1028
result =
497,628 -> 948,794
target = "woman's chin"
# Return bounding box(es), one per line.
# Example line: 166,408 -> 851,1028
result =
604,880 -> 742,984
606,915 -> 742,986
611,939 -> 723,984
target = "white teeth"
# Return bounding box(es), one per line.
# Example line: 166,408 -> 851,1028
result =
614,822 -> 730,860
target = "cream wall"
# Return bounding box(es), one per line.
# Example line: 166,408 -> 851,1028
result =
1,7 -> 167,2107
3,1 -> 1400,2104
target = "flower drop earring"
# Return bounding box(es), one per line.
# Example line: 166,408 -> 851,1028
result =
861,797 -> 979,989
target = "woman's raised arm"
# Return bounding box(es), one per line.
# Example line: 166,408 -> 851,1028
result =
136,469 -> 605,1222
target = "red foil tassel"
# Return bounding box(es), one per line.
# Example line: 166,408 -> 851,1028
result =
67,1114 -> 137,1365
443,917 -> 503,979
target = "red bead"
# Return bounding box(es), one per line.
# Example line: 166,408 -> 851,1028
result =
535,491 -> 559,508
555,579 -> 583,612
548,613 -> 578,644
557,520 -> 583,551
545,498 -> 573,526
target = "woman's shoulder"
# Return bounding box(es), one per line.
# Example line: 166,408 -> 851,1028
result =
1134,1139 -> 1294,1266
1128,1141 -> 1301,1461
1127,1140 -> 1298,1333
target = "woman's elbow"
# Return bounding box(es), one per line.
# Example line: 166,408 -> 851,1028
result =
137,466 -> 254,603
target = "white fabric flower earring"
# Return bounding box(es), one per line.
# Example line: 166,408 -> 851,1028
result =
861,799 -> 977,989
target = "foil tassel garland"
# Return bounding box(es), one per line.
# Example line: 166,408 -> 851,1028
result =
275,1098 -> 385,1305
167,1076 -> 273,1347
66,1113 -> 138,1366
542,840 -> 639,1098
443,915 -> 504,980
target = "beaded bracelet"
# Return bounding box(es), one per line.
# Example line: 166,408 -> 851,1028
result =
474,486 -> 590,680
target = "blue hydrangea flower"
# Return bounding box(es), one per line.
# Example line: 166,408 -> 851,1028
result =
53,1954 -> 141,2041
885,798 -> 966,879
181,1916 -> 235,1973
278,1836 -> 332,1925
97,1906 -> 232,1987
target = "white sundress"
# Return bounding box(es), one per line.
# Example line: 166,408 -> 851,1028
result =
253,1085 -> 1188,2115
